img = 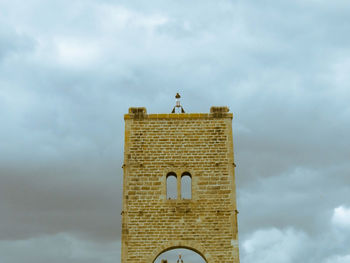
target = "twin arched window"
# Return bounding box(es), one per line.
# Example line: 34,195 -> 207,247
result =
166,172 -> 192,200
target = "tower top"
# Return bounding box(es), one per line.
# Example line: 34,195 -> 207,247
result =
125,106 -> 232,120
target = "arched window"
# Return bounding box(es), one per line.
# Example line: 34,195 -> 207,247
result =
166,172 -> 177,199
181,172 -> 192,199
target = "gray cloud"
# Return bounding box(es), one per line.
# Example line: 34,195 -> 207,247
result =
0,234 -> 120,263
0,162 -> 121,242
0,0 -> 349,262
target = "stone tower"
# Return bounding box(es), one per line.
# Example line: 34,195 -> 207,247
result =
121,105 -> 239,263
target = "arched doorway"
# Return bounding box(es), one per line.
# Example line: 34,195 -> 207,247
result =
153,247 -> 207,263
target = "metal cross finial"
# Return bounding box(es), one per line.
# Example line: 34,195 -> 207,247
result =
171,93 -> 185,113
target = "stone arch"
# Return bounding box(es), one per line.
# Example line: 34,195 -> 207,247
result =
148,240 -> 212,263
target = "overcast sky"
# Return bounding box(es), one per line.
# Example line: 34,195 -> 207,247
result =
1,0 -> 350,262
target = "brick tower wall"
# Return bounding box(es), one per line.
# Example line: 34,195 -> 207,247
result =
121,107 -> 239,263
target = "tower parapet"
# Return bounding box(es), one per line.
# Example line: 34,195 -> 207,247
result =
125,107 -> 232,120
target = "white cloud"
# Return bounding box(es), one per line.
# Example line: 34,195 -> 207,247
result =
242,228 -> 310,263
332,206 -> 350,228
97,4 -> 168,32
331,56 -> 350,92
54,37 -> 101,67
324,254 -> 350,263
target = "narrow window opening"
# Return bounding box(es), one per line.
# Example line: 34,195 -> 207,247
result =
181,172 -> 192,199
166,172 -> 177,199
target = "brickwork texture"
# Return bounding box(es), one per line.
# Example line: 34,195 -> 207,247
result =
122,107 -> 239,263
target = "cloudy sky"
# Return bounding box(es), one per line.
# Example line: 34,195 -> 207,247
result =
1,0 -> 350,262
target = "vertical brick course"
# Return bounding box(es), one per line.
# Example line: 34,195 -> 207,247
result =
122,108 -> 239,263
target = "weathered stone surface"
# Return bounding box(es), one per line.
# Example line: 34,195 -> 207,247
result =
122,108 -> 239,263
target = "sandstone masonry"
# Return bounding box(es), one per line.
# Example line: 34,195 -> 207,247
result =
122,107 -> 239,263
